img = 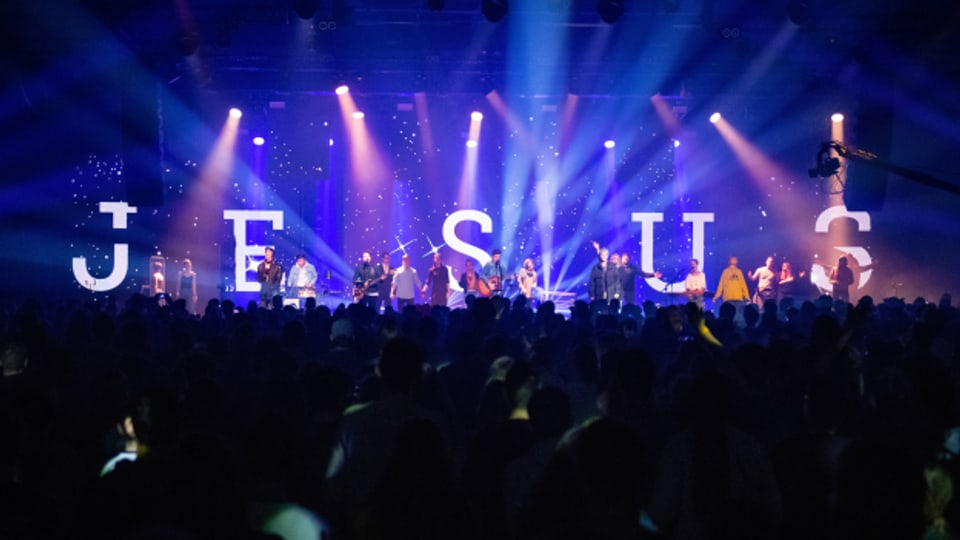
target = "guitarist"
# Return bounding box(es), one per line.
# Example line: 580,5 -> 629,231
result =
481,248 -> 506,296
352,252 -> 378,310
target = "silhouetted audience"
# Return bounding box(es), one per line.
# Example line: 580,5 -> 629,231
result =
0,290 -> 958,540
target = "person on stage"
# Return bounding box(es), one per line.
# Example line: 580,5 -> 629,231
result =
747,256 -> 778,304
151,261 -> 166,297
777,261 -> 804,301
588,242 -> 609,303
620,252 -> 662,305
517,257 -> 538,301
257,247 -> 283,309
175,258 -> 198,315
830,255 -> 855,303
287,253 -> 318,300
712,256 -> 750,307
481,248 -> 506,295
684,258 -> 707,309
606,253 -> 624,303
353,252 -> 378,310
391,254 -> 422,311
459,259 -> 481,300
370,252 -> 395,313
422,251 -> 451,307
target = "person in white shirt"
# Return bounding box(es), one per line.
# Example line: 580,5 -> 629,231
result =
390,254 -> 422,310
684,258 -> 707,309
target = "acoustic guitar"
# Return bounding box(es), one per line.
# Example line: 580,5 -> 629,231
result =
479,274 -> 513,297
476,275 -> 493,297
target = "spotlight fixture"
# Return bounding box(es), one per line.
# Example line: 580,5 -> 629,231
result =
831,113 -> 844,122
597,0 -> 624,23
481,0 -> 508,22
466,140 -> 478,148
709,112 -> 721,124
253,136 -> 265,146
603,140 -> 616,149
229,108 -> 243,119
352,111 -> 365,119
335,85 -> 349,95
471,111 -> 483,121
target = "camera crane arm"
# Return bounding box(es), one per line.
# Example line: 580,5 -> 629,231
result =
811,141 -> 960,196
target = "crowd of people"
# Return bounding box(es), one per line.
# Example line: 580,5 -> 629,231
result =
1,287 -> 959,540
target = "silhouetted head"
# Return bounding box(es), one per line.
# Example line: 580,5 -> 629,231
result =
378,337 -> 424,394
528,387 -> 572,439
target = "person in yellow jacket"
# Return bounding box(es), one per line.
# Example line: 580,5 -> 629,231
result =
712,256 -> 751,304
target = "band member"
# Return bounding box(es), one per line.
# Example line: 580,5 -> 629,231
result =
777,261 -> 804,301
391,254 -> 422,310
588,242 -> 609,302
371,252 -> 395,313
257,247 -> 283,309
287,253 -> 318,299
747,256 -> 778,304
619,252 -> 662,304
684,258 -> 707,309
459,259 -> 481,299
517,258 -> 538,300
830,255 -> 855,302
422,252 -> 451,307
606,253 -> 623,302
151,261 -> 166,296
481,248 -> 506,295
353,251 -> 378,310
175,258 -> 198,315
712,256 -> 750,305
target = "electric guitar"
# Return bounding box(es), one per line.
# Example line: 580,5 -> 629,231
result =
353,279 -> 371,303
353,269 -> 396,303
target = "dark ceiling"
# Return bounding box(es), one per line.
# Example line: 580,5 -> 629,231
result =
3,0 -> 959,99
